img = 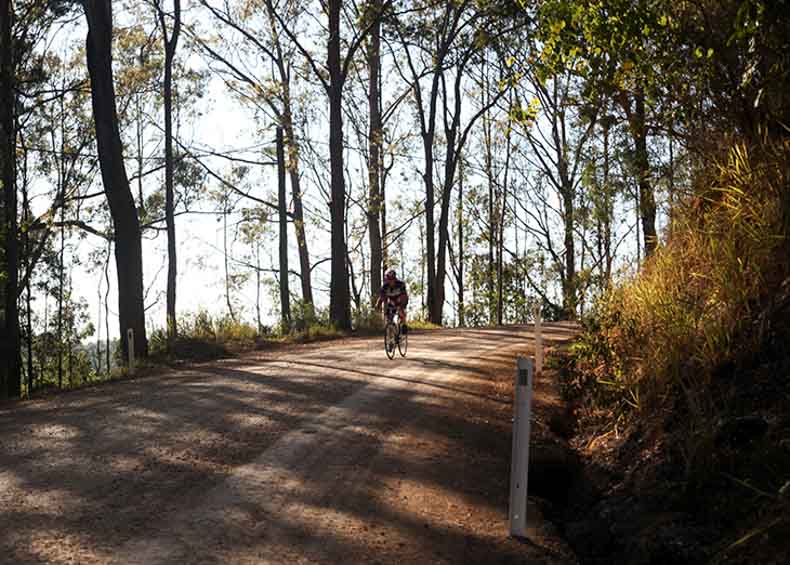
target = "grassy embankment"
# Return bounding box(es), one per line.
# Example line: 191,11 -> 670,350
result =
561,139 -> 789,563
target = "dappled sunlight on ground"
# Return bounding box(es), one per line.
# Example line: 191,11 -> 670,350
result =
0,324 -> 578,564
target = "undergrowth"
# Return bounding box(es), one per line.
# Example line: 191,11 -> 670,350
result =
564,138 -> 790,563
149,302 -> 440,362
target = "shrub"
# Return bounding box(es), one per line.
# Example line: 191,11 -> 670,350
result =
353,303 -> 384,332
570,139 -> 789,464
150,310 -> 260,361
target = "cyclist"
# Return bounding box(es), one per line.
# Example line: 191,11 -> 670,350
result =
376,269 -> 408,334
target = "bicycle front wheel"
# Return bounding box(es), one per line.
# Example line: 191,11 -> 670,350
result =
384,323 -> 397,360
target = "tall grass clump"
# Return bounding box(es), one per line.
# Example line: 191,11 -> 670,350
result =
569,139 -> 790,476
149,310 -> 260,360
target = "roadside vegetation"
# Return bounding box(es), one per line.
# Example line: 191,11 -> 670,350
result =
527,0 -> 790,562
563,139 -> 789,563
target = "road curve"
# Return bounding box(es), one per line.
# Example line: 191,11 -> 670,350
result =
0,325 -> 578,565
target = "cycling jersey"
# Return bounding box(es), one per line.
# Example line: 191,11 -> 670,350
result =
380,280 -> 408,303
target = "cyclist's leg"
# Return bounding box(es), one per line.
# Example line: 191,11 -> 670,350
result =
398,295 -> 408,332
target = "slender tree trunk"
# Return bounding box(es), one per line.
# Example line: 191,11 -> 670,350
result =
457,157 -> 464,327
58,207 -> 64,388
96,271 -> 102,375
496,192 -> 505,325
264,0 -> 313,305
431,97 -> 461,326
158,0 -> 181,343
276,126 -> 291,328
421,67 -> 441,324
419,219 -> 425,317
428,49 -> 496,325
222,191 -> 235,321
0,0 -> 20,398
603,121 -> 612,285
327,0 -> 351,330
55,92 -> 65,387
136,95 -> 145,213
283,112 -> 313,305
635,177 -> 642,266
367,4 -> 383,306
497,110 -> 512,326
83,0 -> 147,361
67,271 -> 74,386
381,178 -> 387,269
104,240 -> 111,376
433,159 -> 458,326
668,132 -> 675,237
20,132 -> 32,392
255,243 -> 262,332
562,186 -> 576,318
23,184 -> 32,391
485,117 -> 495,325
632,92 -> 656,257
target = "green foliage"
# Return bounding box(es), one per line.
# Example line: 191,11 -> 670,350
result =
352,302 -> 384,332
279,300 -> 344,342
563,138 -> 790,561
406,319 -> 441,330
569,138 -> 789,473
288,299 -> 327,333
149,309 -> 259,361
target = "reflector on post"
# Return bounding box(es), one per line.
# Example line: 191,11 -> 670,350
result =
509,356 -> 533,538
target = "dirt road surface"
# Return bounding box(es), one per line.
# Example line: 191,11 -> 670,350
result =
0,325 -> 578,565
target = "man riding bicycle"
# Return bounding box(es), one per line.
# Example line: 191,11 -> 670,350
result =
375,269 -> 408,334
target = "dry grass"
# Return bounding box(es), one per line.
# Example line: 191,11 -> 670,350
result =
565,138 -> 790,562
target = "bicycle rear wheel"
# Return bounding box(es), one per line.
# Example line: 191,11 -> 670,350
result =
398,327 -> 408,357
384,322 -> 397,360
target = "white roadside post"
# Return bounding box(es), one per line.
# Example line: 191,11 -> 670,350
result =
127,328 -> 135,375
534,306 -> 543,376
509,356 -> 534,538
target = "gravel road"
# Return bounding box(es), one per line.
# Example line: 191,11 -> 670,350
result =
0,325 -> 578,565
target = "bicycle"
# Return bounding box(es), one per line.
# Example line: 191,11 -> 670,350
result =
383,303 -> 408,359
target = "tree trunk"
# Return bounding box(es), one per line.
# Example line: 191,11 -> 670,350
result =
327,0 -> 351,330
0,0 -> 20,398
420,63 -> 443,324
159,0 -> 181,343
58,208 -> 64,388
562,186 -> 576,318
367,5 -> 383,306
632,92 -> 656,258
83,0 -> 147,361
457,157 -> 464,327
22,173 -> 33,392
603,121 -> 613,285
264,0 -> 313,305
283,112 -> 313,305
276,126 -> 291,328
497,111 -> 512,326
104,240 -> 111,376
484,113 -> 495,325
222,190 -> 235,321
432,150 -> 459,326
255,243 -> 262,332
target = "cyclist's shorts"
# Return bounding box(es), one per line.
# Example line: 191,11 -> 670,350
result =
387,294 -> 408,308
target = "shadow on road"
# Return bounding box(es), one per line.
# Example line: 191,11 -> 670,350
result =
0,325 -> 578,564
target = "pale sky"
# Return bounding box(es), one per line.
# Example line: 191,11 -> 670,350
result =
30,1 -> 648,344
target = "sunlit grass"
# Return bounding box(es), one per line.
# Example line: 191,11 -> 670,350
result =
564,139 -> 790,561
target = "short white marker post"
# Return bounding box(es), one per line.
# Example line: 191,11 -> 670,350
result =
509,356 -> 534,538
534,306 -> 543,376
127,328 -> 135,375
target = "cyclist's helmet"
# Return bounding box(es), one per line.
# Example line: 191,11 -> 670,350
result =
385,269 -> 397,281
